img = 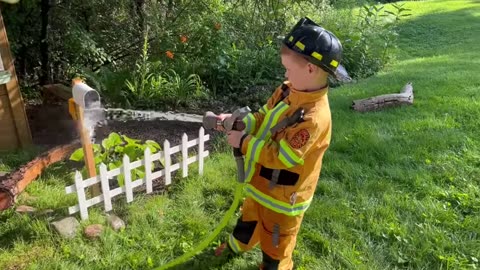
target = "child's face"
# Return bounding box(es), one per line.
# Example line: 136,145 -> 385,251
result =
281,53 -> 312,91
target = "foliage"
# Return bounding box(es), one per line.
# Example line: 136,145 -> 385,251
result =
2,2 -> 480,269
79,67 -> 133,107
4,0 -> 407,109
69,132 -> 162,186
124,32 -> 208,110
311,2 -> 411,79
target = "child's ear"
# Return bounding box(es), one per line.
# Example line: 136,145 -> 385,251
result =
308,63 -> 317,74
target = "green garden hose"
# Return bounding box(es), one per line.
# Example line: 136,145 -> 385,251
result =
155,182 -> 244,270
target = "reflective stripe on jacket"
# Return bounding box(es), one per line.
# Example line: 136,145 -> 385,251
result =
240,81 -> 332,216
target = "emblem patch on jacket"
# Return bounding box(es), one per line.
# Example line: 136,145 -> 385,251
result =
289,129 -> 310,149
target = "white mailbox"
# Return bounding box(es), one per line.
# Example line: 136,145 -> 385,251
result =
72,81 -> 100,109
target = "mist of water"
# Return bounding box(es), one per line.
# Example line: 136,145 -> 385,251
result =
81,102 -> 204,142
83,101 -> 106,141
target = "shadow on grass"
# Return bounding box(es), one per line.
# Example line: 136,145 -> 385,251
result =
0,208 -> 66,250
0,159 -> 79,250
0,146 -> 42,172
167,249 -> 258,270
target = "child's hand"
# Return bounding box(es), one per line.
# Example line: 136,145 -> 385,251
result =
227,130 -> 245,148
216,113 -> 232,132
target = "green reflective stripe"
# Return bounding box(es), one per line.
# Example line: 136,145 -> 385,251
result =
258,102 -> 289,141
242,113 -> 256,135
256,102 -> 289,141
244,137 -> 256,172
229,234 -> 241,253
245,102 -> 289,183
245,184 -> 312,216
279,153 -> 295,168
259,104 -> 268,114
279,139 -> 304,168
252,138 -> 265,163
244,137 -> 265,182
264,103 -> 289,141
256,107 -> 274,140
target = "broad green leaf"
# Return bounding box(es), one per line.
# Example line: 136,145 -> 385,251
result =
108,160 -> 123,172
123,135 -> 141,146
117,174 -> 125,187
124,145 -> 139,160
108,162 -> 119,171
92,144 -> 101,153
102,132 -> 122,150
115,146 -> 125,153
70,148 -> 85,161
134,168 -> 145,179
145,140 -> 161,151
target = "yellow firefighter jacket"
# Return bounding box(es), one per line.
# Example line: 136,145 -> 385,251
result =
240,81 -> 331,216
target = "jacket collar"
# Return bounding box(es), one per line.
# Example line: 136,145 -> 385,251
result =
285,81 -> 328,106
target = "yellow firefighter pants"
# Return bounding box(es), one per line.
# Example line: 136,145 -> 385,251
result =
229,197 -> 304,270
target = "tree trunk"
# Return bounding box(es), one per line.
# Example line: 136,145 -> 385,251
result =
39,0 -> 50,85
0,141 -> 80,211
351,82 -> 414,112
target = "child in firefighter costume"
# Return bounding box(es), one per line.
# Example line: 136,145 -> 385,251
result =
216,17 -> 349,270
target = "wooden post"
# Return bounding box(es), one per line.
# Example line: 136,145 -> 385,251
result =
75,104 -> 101,196
0,10 -> 32,150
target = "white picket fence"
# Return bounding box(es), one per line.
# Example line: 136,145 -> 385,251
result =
65,127 -> 210,220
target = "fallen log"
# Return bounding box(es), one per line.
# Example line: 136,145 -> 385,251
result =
0,140 -> 80,211
351,82 -> 414,112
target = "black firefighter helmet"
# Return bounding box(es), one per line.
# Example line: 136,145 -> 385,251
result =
282,17 -> 351,82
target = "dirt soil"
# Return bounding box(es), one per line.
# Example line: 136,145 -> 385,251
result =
26,103 -> 219,151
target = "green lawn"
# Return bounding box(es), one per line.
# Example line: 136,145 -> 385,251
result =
1,0 -> 480,269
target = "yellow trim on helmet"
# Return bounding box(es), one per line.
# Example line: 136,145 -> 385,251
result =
311,52 -> 323,61
295,41 -> 305,51
330,60 -> 339,67
288,36 -> 294,42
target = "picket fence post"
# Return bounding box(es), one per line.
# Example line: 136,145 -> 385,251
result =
182,133 -> 188,178
144,147 -> 153,194
100,163 -> 112,212
198,127 -> 205,175
123,155 -> 133,203
164,140 -> 171,185
75,171 -> 89,220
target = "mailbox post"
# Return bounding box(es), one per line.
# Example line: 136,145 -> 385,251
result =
69,79 -> 101,196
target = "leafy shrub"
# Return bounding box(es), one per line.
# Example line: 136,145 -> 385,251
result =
317,3 -> 411,78
124,32 -> 208,110
81,67 -> 133,107
53,0 -> 410,112
192,43 -> 283,97
70,132 -> 162,186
